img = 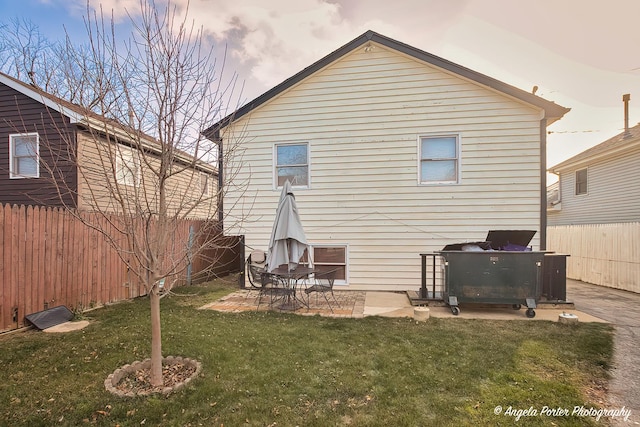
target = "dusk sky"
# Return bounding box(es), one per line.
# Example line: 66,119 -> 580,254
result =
2,0 -> 639,172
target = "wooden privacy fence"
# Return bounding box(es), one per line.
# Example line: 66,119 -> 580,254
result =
547,222 -> 640,293
0,204 -> 243,332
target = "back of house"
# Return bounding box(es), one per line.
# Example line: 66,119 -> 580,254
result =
209,31 -> 568,291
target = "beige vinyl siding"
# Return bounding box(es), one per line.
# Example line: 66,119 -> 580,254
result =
77,131 -> 217,219
224,43 -> 544,291
548,146 -> 640,225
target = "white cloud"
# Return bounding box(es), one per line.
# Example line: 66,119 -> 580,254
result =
82,0 -> 148,20
184,0 -> 356,88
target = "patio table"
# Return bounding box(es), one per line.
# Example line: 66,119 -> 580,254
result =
268,266 -> 316,310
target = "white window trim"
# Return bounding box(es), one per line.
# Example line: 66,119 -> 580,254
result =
273,141 -> 310,190
201,172 -> 212,196
115,147 -> 141,187
9,132 -> 40,179
575,167 -> 588,196
417,133 -> 461,185
310,243 -> 348,286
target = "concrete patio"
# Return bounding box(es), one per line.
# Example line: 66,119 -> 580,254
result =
200,287 -> 606,323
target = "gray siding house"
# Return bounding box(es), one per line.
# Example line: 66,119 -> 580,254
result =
548,123 -> 640,225
547,121 -> 640,292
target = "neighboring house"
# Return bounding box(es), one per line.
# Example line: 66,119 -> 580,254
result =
547,121 -> 640,292
205,30 -> 569,291
548,122 -> 640,225
0,72 -> 217,217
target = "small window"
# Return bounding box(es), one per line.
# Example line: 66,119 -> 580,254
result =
575,168 -> 587,195
312,245 -> 347,284
9,133 -> 39,178
419,135 -> 459,184
275,143 -> 308,188
200,173 -> 212,196
116,148 -> 140,186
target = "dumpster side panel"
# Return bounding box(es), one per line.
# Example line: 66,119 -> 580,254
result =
442,251 -> 544,305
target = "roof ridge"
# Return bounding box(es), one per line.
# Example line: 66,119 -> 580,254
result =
549,122 -> 640,171
203,29 -> 570,137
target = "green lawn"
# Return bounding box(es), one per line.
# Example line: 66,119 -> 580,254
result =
0,277 -> 613,426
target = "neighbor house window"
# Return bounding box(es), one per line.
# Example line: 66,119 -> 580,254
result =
275,143 -> 309,187
312,245 -> 347,284
200,173 -> 212,196
575,168 -> 587,195
116,148 -> 140,186
419,135 -> 459,184
9,133 -> 39,178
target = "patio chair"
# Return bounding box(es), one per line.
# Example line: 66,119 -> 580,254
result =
246,254 -> 296,310
246,250 -> 270,289
305,268 -> 339,313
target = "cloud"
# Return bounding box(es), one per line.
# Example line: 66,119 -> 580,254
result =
79,0 -> 148,20
183,0 -> 356,89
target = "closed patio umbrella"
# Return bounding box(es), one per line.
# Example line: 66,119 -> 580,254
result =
266,180 -> 309,272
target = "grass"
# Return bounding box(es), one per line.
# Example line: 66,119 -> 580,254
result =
0,277 -> 613,426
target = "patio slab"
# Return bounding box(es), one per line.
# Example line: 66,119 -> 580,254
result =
201,289 -> 605,323
200,289 -> 367,318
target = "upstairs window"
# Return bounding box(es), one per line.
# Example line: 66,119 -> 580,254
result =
116,148 -> 140,186
275,143 -> 309,188
419,135 -> 459,184
575,168 -> 588,195
201,173 -> 212,196
9,133 -> 39,179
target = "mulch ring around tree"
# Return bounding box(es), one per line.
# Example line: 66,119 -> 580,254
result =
105,356 -> 202,397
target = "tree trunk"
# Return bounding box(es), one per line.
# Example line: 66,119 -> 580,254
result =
149,288 -> 163,387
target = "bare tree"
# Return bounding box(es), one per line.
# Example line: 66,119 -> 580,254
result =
76,1 -> 247,386
0,18 -> 58,88
0,17 -> 123,110
3,1 -> 247,387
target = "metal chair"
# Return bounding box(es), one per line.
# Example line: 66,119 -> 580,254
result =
305,268 -> 339,313
246,250 -> 279,309
247,255 -> 296,309
246,250 -> 270,289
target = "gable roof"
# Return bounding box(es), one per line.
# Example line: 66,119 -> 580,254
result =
204,30 -> 570,138
0,71 -> 87,122
549,122 -> 640,173
0,72 -> 217,175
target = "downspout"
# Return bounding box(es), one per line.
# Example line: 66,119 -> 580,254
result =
539,118 -> 547,251
216,130 -> 224,229
623,94 -> 631,138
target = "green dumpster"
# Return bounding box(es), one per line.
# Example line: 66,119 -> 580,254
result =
438,230 -> 544,318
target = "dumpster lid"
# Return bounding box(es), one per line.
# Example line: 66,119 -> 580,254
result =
486,230 -> 536,250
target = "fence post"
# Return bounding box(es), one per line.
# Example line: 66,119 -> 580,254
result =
186,225 -> 195,285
